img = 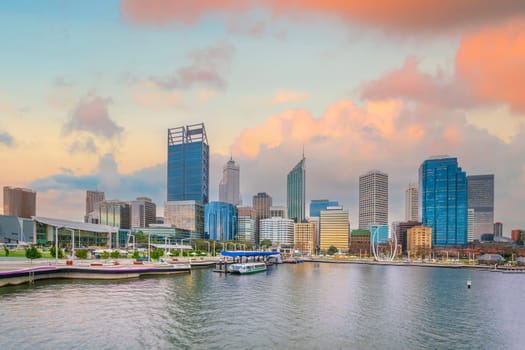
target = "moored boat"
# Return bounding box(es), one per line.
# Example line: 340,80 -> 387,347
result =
228,262 -> 267,274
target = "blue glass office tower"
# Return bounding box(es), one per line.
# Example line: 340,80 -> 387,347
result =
167,124 -> 209,204
419,156 -> 468,247
287,156 -> 306,222
310,199 -> 339,218
204,201 -> 238,241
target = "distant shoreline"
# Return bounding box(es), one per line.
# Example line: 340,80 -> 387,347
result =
304,258 -> 505,271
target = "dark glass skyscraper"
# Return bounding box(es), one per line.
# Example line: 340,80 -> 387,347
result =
467,174 -> 494,241
419,156 -> 468,247
287,156 -> 305,222
167,124 -> 209,204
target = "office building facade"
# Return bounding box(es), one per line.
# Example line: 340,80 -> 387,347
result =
237,207 -> 256,244
309,199 -> 340,218
85,190 -> 104,223
407,226 -> 432,257
204,201 -> 238,241
405,183 -> 419,222
294,222 -> 315,256
219,158 -> 240,206
252,192 -> 272,245
349,230 -> 371,256
287,156 -> 306,222
3,187 -> 36,219
270,206 -> 287,219
419,156 -> 468,247
260,217 -> 294,246
467,174 -> 494,241
130,197 -> 156,228
164,200 -> 204,236
392,221 -> 420,253
167,123 -> 209,204
98,200 -> 131,229
319,207 -> 349,253
359,170 -> 388,230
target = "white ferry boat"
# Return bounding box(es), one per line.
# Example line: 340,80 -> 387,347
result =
228,262 -> 267,275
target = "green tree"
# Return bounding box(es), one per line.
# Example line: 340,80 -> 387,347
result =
131,251 -> 140,259
102,251 -> 110,259
260,239 -> 272,249
111,250 -> 120,259
75,249 -> 88,259
169,249 -> 180,257
150,248 -> 164,261
50,245 -> 64,259
134,233 -> 149,244
327,245 -> 338,256
3,245 -> 9,257
25,246 -> 42,261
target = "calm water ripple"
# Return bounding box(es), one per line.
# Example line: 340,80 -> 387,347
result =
1,263 -> 524,350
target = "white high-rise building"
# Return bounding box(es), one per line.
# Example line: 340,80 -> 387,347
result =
260,217 -> 294,246
405,183 -> 419,222
219,158 -> 240,206
359,170 -> 388,230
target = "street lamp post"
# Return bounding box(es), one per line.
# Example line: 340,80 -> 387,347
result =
55,226 -> 60,263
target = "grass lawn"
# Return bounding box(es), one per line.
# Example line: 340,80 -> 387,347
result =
0,248 -> 55,259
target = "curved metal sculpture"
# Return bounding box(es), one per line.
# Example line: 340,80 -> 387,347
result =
370,226 -> 398,261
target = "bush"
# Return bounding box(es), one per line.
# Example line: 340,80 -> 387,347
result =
131,251 -> 140,259
111,250 -> 120,259
170,249 -> 180,257
50,245 -> 64,259
102,251 -> 110,259
3,245 -> 9,257
25,246 -> 42,260
327,245 -> 338,256
75,249 -> 88,259
150,248 -> 164,261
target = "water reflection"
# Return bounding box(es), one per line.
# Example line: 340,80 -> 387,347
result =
0,264 -> 524,350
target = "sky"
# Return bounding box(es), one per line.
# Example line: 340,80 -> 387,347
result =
1,1 -> 525,235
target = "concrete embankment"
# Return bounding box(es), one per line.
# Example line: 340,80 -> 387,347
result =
0,260 -> 191,288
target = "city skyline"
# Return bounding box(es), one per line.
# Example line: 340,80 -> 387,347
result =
1,2 -> 525,233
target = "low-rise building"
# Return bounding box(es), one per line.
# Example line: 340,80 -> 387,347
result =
407,226 -> 432,258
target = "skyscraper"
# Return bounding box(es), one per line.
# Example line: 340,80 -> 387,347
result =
204,201 -> 238,241
252,192 -> 272,245
164,200 -> 204,235
167,123 -> 209,204
219,157 -> 240,205
359,170 -> 388,230
405,183 -> 419,222
130,197 -> 156,228
3,186 -> 36,219
419,156 -> 468,247
85,190 -> 104,223
467,174 -> 494,241
287,156 -> 305,222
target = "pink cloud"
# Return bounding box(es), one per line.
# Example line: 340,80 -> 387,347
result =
362,18 -> 525,114
121,0 -> 525,34
232,99 -> 405,158
361,56 -> 475,108
456,19 -> 525,113
151,42 -> 235,90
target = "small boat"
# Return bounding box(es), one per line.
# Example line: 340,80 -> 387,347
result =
228,262 -> 267,275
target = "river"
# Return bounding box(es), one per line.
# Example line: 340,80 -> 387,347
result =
0,263 -> 523,349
